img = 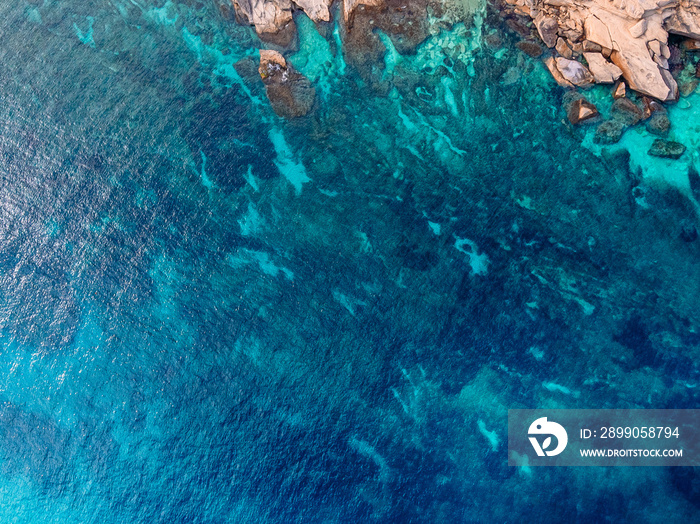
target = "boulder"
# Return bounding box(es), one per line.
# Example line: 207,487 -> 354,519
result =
665,6 -> 700,39
584,52 -> 624,83
556,37 -> 574,59
611,97 -> 643,126
567,97 -> 599,124
582,40 -> 604,53
293,0 -> 331,22
546,57 -> 574,87
648,139 -> 686,159
647,111 -> 671,136
594,120 -> 627,144
642,97 -> 665,119
517,41 -> 544,57
536,15 -> 560,48
613,81 -> 627,98
555,57 -> 594,86
232,0 -> 375,39
259,49 -> 287,71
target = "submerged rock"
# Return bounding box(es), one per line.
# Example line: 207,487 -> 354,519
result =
679,77 -> 699,96
680,221 -> 698,242
648,138 -> 686,159
259,50 -> 315,118
647,112 -> 671,136
594,120 -> 626,144
611,97 -> 643,126
516,41 -> 544,58
646,107 -> 671,136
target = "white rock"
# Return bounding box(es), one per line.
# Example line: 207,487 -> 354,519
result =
546,57 -> 574,87
629,19 -> 647,38
584,52 -> 624,83
648,39 -> 663,57
555,57 -> 594,85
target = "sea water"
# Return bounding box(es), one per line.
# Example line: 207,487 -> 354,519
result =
0,0 -> 699,522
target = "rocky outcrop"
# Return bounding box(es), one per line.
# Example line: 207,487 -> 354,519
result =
259,50 -> 315,118
343,0 -> 384,22
504,0 -> 700,101
233,0 -> 295,39
232,0 -> 382,40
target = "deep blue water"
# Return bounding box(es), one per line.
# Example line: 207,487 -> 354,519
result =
1,0 -> 700,522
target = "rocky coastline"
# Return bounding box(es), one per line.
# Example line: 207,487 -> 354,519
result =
228,0 -> 700,151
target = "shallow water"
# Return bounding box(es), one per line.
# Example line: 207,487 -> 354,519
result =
1,0 -> 699,522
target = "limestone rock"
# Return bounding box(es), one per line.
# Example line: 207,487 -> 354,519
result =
259,50 -> 316,118
648,138 -> 686,158
584,52 -> 624,83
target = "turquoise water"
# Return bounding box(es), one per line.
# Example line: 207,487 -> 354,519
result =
0,0 -> 699,522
